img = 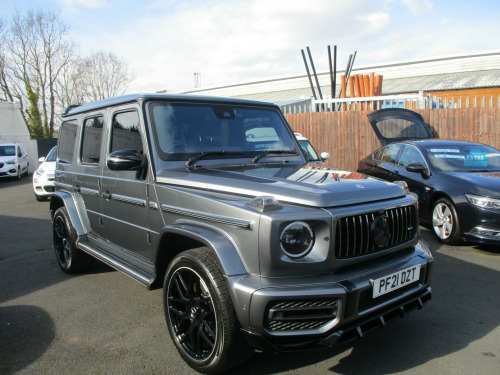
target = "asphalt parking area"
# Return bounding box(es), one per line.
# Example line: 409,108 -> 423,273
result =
1,178 -> 499,374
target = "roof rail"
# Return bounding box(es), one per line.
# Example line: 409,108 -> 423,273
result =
62,104 -> 82,115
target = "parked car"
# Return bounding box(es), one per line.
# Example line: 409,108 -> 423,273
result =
357,108 -> 500,245
51,94 -> 433,374
0,142 -> 29,180
33,146 -> 57,201
294,133 -> 330,162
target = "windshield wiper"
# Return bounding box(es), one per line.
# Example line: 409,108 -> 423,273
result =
186,151 -> 244,168
252,150 -> 297,164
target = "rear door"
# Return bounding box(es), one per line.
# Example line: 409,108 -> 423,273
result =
75,114 -> 105,237
364,143 -> 404,181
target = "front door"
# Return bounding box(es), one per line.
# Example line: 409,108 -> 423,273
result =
101,108 -> 151,259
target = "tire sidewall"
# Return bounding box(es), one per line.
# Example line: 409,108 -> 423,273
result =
163,250 -> 227,373
53,207 -> 77,271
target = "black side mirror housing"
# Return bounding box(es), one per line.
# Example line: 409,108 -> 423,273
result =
107,149 -> 143,171
406,162 -> 430,177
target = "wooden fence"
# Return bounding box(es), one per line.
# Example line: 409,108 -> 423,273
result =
285,107 -> 500,172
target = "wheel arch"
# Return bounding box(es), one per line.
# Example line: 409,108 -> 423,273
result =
50,191 -> 89,236
153,223 -> 248,288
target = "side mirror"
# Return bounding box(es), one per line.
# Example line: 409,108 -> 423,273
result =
107,149 -> 143,171
320,152 -> 330,161
406,162 -> 429,177
38,156 -> 46,163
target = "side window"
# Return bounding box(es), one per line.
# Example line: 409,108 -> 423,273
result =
81,116 -> 104,164
58,120 -> 78,164
377,144 -> 402,164
110,111 -> 143,154
399,145 -> 426,167
17,146 -> 22,157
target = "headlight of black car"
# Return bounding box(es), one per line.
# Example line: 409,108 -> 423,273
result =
466,194 -> 500,210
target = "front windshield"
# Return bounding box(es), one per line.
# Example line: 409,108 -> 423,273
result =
0,145 -> 16,157
422,143 -> 500,172
149,102 -> 297,161
46,147 -> 57,162
298,139 -> 320,161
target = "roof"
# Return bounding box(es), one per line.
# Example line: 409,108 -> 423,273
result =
62,93 -> 278,117
182,51 -> 500,102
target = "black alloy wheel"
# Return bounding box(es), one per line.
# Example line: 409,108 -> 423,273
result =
52,207 -> 94,273
164,247 -> 251,374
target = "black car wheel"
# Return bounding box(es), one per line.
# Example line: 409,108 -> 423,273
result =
432,198 -> 461,245
164,247 -> 251,374
53,207 -> 94,273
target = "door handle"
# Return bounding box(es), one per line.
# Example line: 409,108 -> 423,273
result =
102,191 -> 112,199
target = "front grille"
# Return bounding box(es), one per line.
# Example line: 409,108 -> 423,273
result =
335,205 -> 417,259
43,186 -> 55,192
266,299 -> 338,331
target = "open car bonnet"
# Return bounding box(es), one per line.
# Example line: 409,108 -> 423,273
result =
367,108 -> 433,146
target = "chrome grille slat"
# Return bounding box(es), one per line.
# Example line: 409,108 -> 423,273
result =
335,205 -> 417,259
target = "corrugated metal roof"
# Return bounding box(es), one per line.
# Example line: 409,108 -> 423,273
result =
227,70 -> 500,102
183,51 -> 500,102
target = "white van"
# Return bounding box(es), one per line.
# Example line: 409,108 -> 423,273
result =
0,143 -> 29,179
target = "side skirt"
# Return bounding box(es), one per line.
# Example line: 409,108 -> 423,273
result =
77,234 -> 157,289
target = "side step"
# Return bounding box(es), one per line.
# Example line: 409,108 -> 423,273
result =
77,237 -> 157,289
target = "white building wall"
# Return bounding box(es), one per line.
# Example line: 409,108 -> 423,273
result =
0,100 -> 38,173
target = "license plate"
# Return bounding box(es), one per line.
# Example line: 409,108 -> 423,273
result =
372,265 -> 421,298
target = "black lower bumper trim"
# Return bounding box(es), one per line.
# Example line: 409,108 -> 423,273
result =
242,288 -> 432,353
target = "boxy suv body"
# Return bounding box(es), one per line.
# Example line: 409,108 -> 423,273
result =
51,94 -> 433,374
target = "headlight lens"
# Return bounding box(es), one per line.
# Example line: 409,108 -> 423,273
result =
466,194 -> 500,209
280,221 -> 315,258
6,158 -> 16,165
35,168 -> 45,176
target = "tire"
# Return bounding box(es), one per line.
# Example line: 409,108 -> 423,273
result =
53,207 -> 94,273
35,194 -> 47,202
432,197 -> 461,245
163,247 -> 252,374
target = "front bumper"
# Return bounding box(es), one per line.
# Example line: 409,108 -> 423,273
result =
0,166 -> 18,178
33,175 -> 55,196
458,203 -> 500,245
228,242 -> 433,352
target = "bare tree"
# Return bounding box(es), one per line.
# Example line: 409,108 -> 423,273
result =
1,9 -> 136,138
78,51 -> 134,102
2,9 -> 74,138
0,18 -> 14,102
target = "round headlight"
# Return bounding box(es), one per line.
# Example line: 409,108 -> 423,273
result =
280,221 -> 315,258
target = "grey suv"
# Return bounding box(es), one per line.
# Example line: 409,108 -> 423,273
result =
51,94 -> 433,374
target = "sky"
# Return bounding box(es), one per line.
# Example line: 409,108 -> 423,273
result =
1,0 -> 499,94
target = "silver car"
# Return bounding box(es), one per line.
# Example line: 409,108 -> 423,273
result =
51,94 -> 433,374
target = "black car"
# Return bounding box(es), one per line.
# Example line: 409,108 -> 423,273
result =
358,108 -> 500,245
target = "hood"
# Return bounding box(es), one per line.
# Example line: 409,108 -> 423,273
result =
447,171 -> 500,197
38,160 -> 57,172
156,164 -> 406,208
0,155 -> 16,162
368,108 -> 433,146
